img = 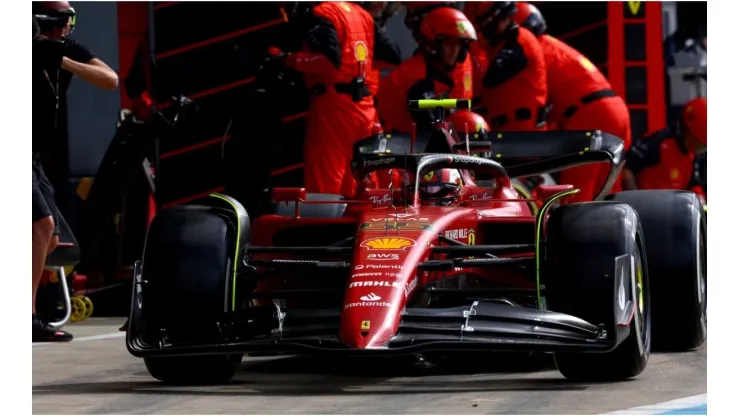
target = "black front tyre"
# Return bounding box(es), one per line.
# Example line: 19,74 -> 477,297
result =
545,202 -> 651,381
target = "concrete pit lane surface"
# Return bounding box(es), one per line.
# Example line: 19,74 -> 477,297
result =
33,318 -> 707,415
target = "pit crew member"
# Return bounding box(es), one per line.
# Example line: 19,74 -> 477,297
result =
269,1 -> 400,196
33,1 -> 118,343
377,7 -> 477,134
463,1 -> 548,132
622,97 -> 707,201
511,2 -> 632,202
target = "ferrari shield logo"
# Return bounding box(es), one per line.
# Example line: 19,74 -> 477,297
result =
361,320 -> 371,330
361,237 -> 415,250
354,41 -> 368,62
463,72 -> 472,93
670,169 -> 680,180
340,2 -> 352,12
627,1 -> 641,16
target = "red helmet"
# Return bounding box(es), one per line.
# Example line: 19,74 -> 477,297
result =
419,7 -> 478,43
511,2 -> 547,36
403,1 -> 457,37
447,111 -> 490,141
409,168 -> 464,206
417,7 -> 477,67
682,97 -> 707,146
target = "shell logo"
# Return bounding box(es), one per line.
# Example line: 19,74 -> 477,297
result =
463,72 -> 472,93
340,2 -> 351,12
355,41 -> 368,62
579,56 -> 597,72
361,237 -> 415,250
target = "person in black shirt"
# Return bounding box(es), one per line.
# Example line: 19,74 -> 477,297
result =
33,1 -> 118,343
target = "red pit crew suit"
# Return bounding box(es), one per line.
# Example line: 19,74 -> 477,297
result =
540,34 -> 632,201
284,2 -> 389,197
509,2 -> 631,201
475,24 -> 548,132
624,129 -> 705,200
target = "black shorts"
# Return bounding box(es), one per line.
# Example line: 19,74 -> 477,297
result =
32,158 -> 60,235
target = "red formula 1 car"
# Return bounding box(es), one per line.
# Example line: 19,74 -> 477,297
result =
127,99 -> 706,385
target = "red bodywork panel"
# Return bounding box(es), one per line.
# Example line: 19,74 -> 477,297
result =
250,172 -> 544,349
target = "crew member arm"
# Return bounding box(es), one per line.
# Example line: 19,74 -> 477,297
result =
622,138 -> 661,190
373,22 -> 401,67
61,39 -> 118,90
480,28 -> 547,131
285,16 -> 342,74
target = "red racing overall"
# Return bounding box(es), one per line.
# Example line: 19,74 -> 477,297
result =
540,34 -> 632,201
476,25 -> 548,132
377,54 -> 474,133
624,129 -> 705,199
286,2 -> 379,197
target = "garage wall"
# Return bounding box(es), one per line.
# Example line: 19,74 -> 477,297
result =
65,1 -> 121,178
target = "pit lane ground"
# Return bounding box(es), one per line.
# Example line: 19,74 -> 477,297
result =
33,318 -> 707,415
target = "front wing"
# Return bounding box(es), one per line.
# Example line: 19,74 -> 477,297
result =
127,260 -> 616,358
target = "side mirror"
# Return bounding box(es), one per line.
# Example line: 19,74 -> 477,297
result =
272,187 -> 306,203
535,184 -> 576,203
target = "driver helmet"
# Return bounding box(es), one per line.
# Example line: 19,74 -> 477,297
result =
447,111 -> 490,141
407,168 -> 464,206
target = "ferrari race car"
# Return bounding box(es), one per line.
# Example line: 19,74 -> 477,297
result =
126,99 -> 706,384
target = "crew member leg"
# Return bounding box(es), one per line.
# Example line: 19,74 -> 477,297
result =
32,162 -> 72,342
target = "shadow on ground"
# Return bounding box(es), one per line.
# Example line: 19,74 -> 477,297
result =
33,352 -> 635,397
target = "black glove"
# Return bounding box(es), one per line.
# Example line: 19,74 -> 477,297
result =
33,37 -> 65,71
482,30 -> 529,89
259,51 -> 288,74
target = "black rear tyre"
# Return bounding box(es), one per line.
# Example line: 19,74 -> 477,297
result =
608,190 -> 706,351
545,202 -> 651,381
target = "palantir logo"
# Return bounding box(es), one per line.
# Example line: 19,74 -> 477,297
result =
360,293 -> 381,301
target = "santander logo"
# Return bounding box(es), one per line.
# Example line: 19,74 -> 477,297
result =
360,293 -> 381,301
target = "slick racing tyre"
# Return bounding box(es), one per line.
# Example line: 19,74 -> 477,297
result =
138,195 -> 249,384
608,190 -> 707,351
545,202 -> 651,381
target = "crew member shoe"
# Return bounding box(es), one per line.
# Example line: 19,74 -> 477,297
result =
32,314 -> 73,343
